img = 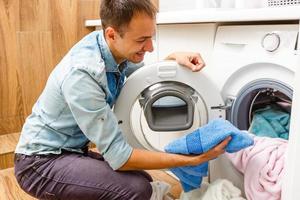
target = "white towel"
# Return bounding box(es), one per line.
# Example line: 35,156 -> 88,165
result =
201,179 -> 245,200
179,179 -> 245,200
150,181 -> 172,200
179,182 -> 209,200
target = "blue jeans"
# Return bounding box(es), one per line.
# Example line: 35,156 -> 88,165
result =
14,151 -> 152,200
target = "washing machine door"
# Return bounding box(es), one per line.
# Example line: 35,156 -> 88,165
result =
114,61 -> 225,151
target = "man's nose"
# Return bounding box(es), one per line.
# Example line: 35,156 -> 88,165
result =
143,39 -> 154,52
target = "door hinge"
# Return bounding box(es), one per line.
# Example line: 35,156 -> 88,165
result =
211,97 -> 235,111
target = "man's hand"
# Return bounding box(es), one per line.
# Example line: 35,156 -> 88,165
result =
119,136 -> 231,171
189,136 -> 231,166
165,52 -> 205,72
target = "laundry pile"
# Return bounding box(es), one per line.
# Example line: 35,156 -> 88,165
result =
226,136 -> 287,200
249,105 -> 290,139
164,119 -> 254,192
179,179 -> 245,200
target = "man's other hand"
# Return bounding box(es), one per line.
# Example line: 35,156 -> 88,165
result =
165,52 -> 205,72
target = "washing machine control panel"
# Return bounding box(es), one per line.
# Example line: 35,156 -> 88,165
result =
261,32 -> 281,52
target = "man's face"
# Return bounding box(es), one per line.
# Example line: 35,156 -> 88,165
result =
108,12 -> 156,63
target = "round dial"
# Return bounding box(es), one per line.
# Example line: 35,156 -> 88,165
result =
261,32 -> 281,52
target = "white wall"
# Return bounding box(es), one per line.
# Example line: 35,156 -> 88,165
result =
158,0 -> 273,11
159,0 -> 221,12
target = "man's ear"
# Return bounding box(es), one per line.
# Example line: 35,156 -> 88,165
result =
105,27 -> 117,41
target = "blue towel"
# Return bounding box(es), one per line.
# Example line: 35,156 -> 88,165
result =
249,105 -> 290,140
178,162 -> 208,176
165,119 -> 254,154
170,168 -> 204,192
170,162 -> 208,191
164,119 -> 254,192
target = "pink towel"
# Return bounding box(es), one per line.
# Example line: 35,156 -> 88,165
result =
226,136 -> 287,200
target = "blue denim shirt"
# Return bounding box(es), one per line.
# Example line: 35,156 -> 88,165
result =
15,31 -> 135,170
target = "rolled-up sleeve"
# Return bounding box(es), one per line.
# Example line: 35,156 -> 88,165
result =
62,67 -> 133,170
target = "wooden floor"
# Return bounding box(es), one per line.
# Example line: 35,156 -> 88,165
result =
0,168 -> 37,200
0,168 -> 182,200
0,133 -> 20,169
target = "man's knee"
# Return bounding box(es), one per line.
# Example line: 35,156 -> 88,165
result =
129,178 -> 152,200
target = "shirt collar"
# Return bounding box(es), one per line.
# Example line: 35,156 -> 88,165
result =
98,31 -> 128,73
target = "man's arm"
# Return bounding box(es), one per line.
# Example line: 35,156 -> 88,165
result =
62,67 -> 134,170
118,136 -> 230,171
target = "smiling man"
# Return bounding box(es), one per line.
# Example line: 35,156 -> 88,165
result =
104,11 -> 155,64
14,0 -> 230,199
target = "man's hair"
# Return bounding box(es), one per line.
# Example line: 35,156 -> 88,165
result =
100,0 -> 157,35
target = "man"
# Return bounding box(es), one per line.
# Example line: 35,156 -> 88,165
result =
14,0 -> 230,199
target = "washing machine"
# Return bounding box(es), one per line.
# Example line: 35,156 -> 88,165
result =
114,61 -> 225,151
206,23 -> 299,194
113,23 -> 299,195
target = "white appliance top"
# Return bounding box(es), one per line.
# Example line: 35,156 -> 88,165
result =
85,7 -> 300,27
157,6 -> 300,24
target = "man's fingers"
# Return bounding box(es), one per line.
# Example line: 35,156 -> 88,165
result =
216,136 -> 231,149
183,60 -> 197,71
191,54 -> 205,70
176,53 -> 206,72
192,62 -> 205,71
181,59 -> 204,72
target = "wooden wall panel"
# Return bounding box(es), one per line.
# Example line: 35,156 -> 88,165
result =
50,0 -> 78,65
17,32 -> 53,116
0,0 -> 24,135
20,0 -> 51,31
0,0 -> 20,30
77,0 -> 100,40
0,117 -> 24,135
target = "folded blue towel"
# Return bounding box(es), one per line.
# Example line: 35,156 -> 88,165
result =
164,119 -> 254,192
170,168 -> 203,192
171,168 -> 203,188
249,105 -> 290,140
179,162 -> 208,176
165,119 -> 254,154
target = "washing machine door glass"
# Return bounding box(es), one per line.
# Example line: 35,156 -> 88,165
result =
140,81 -> 196,131
114,61 -> 225,151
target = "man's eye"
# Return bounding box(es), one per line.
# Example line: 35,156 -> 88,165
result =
137,39 -> 146,43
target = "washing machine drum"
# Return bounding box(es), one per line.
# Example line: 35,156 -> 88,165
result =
114,61 -> 225,151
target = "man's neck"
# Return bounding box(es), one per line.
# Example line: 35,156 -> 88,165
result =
106,38 -> 126,64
